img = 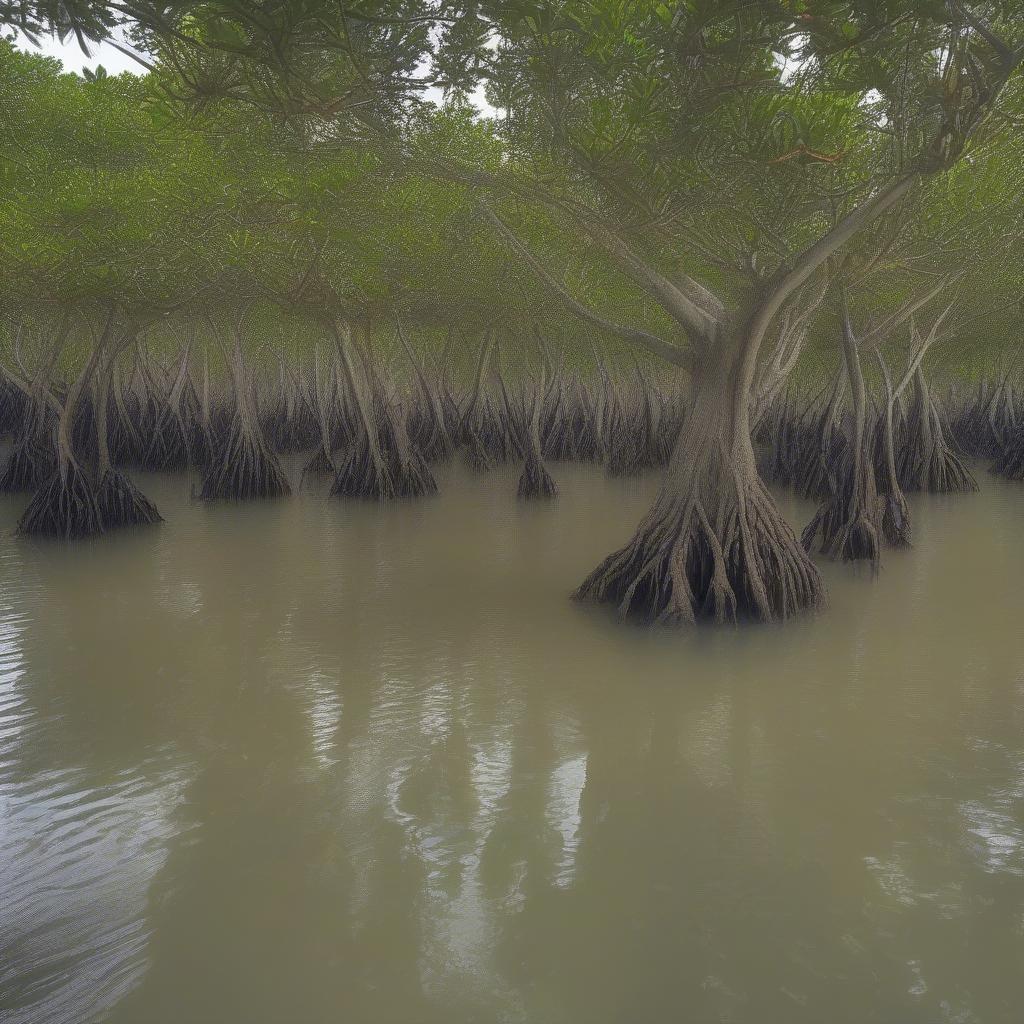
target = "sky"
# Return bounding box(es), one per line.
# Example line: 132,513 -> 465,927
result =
11,28 -> 494,112
11,29 -> 149,76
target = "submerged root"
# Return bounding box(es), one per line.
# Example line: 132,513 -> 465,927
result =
575,479 -> 825,626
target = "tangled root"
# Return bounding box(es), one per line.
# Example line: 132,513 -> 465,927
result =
575,480 -> 825,626
900,438 -> 978,493
880,491 -> 911,548
414,427 -> 454,464
17,461 -> 104,539
900,389 -> 979,494
199,428 -> 291,501
330,437 -> 436,500
465,431 -> 495,472
925,446 -> 978,493
517,453 -> 558,499
140,415 -> 195,471
97,469 -> 162,528
331,438 -> 393,498
991,428 -> 1024,480
463,405 -> 517,470
802,496 -> 881,568
301,446 -> 336,481
407,403 -> 453,464
0,438 -> 55,493
391,450 -> 437,498
801,456 -> 882,568
790,421 -> 848,501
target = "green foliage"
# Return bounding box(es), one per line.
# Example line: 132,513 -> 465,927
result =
2,2 -> 1024,378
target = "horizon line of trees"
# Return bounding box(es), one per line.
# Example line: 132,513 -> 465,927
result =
3,2 -> 1024,626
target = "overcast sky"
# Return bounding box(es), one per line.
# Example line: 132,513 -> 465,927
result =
12,29 -> 148,75
11,28 -> 493,112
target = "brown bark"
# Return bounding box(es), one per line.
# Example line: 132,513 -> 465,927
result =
802,298 -> 881,566
576,331 -> 824,625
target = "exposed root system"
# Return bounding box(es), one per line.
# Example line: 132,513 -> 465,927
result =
0,435 -> 55,493
200,425 -> 291,500
17,460 -> 104,539
97,468 -> 163,527
801,457 -> 881,567
576,469 -> 824,625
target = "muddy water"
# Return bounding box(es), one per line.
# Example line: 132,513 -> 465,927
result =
0,461 -> 1023,1024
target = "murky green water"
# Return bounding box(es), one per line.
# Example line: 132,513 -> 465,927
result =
1,461 -> 1022,1023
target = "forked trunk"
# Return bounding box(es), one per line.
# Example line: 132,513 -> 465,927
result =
575,335 -> 824,625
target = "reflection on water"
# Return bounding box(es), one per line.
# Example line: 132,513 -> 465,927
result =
0,462 -> 1023,1023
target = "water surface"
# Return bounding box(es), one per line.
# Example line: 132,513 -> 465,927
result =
1,462 -> 1022,1023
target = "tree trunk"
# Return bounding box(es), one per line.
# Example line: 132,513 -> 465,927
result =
576,333 -> 824,625
872,353 -> 911,547
901,368 -> 977,493
302,345 -> 337,478
330,321 -> 394,498
17,342 -> 105,538
518,368 -> 558,499
95,343 -> 163,527
199,328 -> 291,500
802,302 -> 881,566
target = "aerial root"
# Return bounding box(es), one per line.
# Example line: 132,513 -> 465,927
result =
97,469 -> 162,528
330,436 -> 436,500
880,491 -> 911,547
17,460 -> 104,539
801,479 -> 881,569
0,438 -> 55,493
930,447 -> 978,493
199,425 -> 291,501
575,481 -> 824,625
301,446 -> 336,484
517,452 -> 558,499
992,429 -> 1024,480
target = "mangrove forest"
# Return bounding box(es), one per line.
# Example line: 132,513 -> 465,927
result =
2,2 -> 1024,1023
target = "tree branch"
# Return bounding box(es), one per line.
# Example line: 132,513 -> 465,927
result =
766,173 -> 920,316
479,204 -> 692,370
